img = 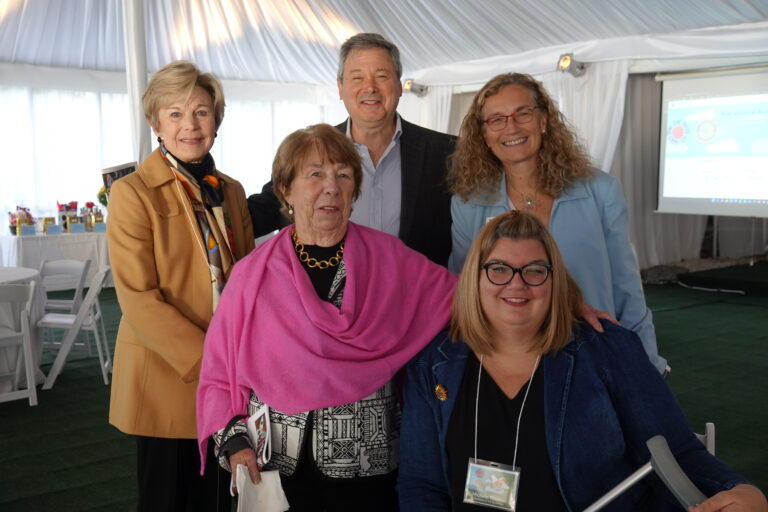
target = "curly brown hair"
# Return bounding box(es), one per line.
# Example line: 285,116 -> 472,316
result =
450,73 -> 592,201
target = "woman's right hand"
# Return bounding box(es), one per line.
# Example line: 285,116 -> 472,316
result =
688,484 -> 768,512
229,447 -> 261,493
580,302 -> 620,333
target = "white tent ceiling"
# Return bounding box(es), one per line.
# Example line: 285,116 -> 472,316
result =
1,0 -> 767,268
2,0 -> 767,87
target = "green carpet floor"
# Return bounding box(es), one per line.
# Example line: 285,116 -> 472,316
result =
0,285 -> 765,510
647,284 -> 768,492
0,288 -> 135,511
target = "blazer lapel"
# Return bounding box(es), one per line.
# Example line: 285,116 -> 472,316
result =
544,348 -> 575,494
398,119 -> 424,243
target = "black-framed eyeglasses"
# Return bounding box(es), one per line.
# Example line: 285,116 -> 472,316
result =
482,262 -> 552,286
482,106 -> 538,131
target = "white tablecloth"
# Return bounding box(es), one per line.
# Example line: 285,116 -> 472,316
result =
0,232 -> 112,288
0,267 -> 46,392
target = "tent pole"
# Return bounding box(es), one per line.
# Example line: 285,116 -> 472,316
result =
122,0 -> 151,163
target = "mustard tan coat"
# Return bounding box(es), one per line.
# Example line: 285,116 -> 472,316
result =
107,149 -> 254,439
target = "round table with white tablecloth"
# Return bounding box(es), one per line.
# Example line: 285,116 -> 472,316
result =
0,233 -> 113,287
0,267 -> 46,391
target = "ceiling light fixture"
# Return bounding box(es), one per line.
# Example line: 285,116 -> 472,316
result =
557,53 -> 586,77
403,79 -> 428,97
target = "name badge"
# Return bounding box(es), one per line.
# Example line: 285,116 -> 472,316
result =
463,458 -> 520,511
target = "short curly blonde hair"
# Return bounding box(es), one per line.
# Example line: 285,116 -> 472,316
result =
451,73 -> 592,201
143,61 -> 225,130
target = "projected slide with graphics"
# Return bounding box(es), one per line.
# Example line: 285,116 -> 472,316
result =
663,94 -> 768,202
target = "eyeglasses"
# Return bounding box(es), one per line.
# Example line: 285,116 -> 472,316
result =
482,106 -> 538,131
482,262 -> 552,286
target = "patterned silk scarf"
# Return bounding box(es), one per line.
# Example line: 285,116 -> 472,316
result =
159,145 -> 235,311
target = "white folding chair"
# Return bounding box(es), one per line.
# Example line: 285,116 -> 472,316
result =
696,422 -> 716,455
39,259 -> 91,313
665,365 -> 715,456
0,281 -> 38,406
40,259 -> 94,355
39,268 -> 112,389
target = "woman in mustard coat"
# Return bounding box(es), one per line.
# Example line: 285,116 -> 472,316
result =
107,61 -> 254,511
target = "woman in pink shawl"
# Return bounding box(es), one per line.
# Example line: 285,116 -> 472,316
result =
197,124 -> 456,510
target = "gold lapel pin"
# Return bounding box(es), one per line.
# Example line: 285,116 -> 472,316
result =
434,384 -> 448,401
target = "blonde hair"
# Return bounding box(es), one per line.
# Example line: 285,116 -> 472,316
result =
272,124 -> 363,219
450,211 -> 582,355
143,61 -> 225,130
450,73 -> 592,201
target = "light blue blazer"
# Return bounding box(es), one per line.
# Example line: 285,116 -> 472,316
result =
448,169 -> 665,371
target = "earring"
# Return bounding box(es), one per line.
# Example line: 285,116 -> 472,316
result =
157,136 -> 164,143
287,204 -> 294,215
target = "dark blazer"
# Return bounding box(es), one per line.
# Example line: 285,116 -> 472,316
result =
248,117 -> 455,266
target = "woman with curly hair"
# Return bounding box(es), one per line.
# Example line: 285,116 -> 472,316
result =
447,72 -> 664,372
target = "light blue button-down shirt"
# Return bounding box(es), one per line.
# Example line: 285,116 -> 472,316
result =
345,116 -> 403,237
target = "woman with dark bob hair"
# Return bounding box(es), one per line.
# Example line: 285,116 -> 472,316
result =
448,73 -> 664,373
197,124 -> 456,510
399,210 -> 766,511
107,61 -> 254,510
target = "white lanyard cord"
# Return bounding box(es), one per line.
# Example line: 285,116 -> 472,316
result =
474,353 -> 542,467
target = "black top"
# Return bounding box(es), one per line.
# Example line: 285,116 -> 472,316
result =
446,352 -> 567,512
298,241 -> 344,303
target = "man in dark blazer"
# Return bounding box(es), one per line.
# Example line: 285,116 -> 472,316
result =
249,33 -> 455,266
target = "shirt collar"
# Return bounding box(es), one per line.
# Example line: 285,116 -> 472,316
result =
471,172 -> 591,207
345,114 -> 403,146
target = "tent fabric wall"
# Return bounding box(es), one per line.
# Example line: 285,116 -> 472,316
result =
611,74 -> 708,269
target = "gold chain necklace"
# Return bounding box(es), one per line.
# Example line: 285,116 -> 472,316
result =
291,229 -> 344,269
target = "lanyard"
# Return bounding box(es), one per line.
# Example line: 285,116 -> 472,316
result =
473,353 -> 541,467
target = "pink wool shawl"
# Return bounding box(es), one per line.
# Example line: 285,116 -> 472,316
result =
196,223 -> 456,466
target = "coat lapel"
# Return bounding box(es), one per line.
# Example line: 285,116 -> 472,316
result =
398,119 -> 424,243
544,347 -> 575,499
337,117 -> 421,243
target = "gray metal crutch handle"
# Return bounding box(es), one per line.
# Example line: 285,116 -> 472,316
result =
583,435 -> 707,511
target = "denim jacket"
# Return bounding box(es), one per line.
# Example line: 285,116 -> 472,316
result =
398,322 -> 746,511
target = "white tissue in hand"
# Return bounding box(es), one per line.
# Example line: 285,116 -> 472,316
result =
235,465 -> 289,512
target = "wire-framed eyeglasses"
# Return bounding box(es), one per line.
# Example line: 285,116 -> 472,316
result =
482,261 -> 552,286
482,106 -> 538,131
